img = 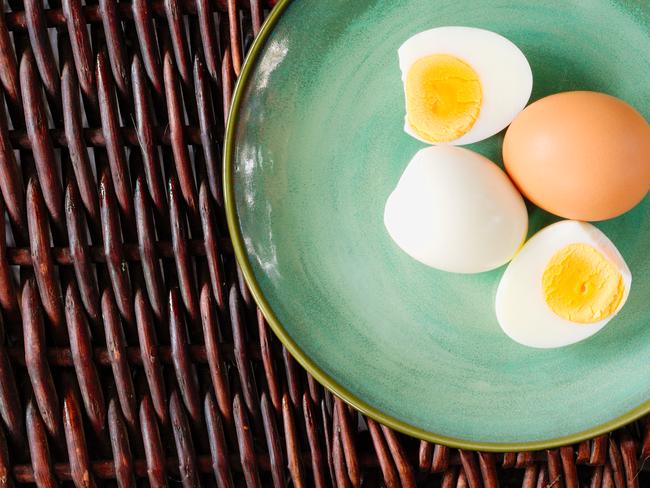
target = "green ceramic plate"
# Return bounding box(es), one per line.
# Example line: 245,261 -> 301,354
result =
225,0 -> 650,450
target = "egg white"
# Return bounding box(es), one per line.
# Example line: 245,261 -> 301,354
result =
384,146 -> 528,273
398,26 -> 533,145
495,221 -> 632,348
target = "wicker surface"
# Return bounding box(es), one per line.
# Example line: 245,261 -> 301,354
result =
0,0 -> 646,486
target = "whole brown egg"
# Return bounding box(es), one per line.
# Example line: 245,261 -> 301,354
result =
503,91 -> 650,221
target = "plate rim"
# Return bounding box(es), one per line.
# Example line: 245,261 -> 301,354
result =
223,0 -> 650,452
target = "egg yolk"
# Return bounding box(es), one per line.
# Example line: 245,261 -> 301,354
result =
542,243 -> 624,324
405,54 -> 483,142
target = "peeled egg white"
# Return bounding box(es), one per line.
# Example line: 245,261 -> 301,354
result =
495,221 -> 632,348
384,146 -> 528,273
398,26 -> 533,145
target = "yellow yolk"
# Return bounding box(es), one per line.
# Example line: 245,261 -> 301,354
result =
405,54 -> 483,142
542,243 -> 625,324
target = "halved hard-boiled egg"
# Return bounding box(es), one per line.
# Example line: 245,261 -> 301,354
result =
496,221 -> 631,348
398,27 -> 533,145
384,146 -> 528,273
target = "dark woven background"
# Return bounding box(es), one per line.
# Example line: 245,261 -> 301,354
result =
0,0 -> 647,486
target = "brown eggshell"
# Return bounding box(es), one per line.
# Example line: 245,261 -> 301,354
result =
503,91 -> 650,221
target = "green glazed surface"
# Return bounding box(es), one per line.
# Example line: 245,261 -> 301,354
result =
225,0 -> 650,450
